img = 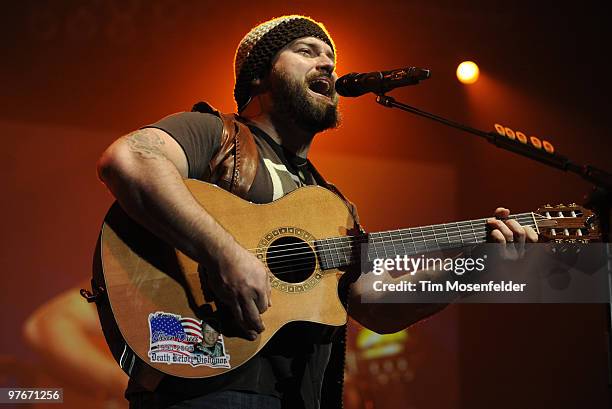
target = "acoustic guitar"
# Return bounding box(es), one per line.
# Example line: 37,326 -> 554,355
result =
89,179 -> 599,384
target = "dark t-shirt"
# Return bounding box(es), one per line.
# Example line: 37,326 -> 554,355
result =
130,111 -> 338,409
147,111 -> 317,204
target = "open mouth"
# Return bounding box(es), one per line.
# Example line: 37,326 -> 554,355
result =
308,77 -> 333,98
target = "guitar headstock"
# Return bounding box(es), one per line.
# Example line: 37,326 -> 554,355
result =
535,203 -> 600,243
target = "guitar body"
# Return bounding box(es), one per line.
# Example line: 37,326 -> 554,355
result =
93,177 -> 597,387
93,179 -> 356,382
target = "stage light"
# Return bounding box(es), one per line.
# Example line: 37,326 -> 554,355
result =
456,61 -> 480,84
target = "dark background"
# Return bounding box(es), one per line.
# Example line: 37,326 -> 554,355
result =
1,1 -> 610,408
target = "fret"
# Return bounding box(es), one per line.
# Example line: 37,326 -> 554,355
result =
422,226 -> 438,250
417,226 -> 429,253
366,235 -> 375,262
339,237 -> 351,266
407,228 -> 418,255
397,229 -> 406,255
332,237 -> 343,268
328,238 -> 336,268
441,223 -> 453,246
411,227 -> 422,253
317,239 -> 325,270
315,238 -> 327,270
347,237 -> 354,265
394,230 -> 403,257
377,232 -> 385,258
413,227 -> 424,251
381,231 -> 390,258
392,230 -> 402,257
368,234 -> 376,261
444,224 -> 451,246
469,220 -> 478,243
449,222 -> 463,246
342,237 -> 351,266
441,225 -> 452,247
320,238 -> 332,270
330,237 -> 341,269
396,229 -> 409,256
349,236 -> 362,266
325,238 -> 335,269
447,226 -> 458,246
438,223 -> 449,245
382,232 -> 389,258
371,234 -> 381,261
370,236 -> 381,258
432,226 -> 440,248
456,222 -> 464,244
478,218 -> 487,242
423,226 -> 434,251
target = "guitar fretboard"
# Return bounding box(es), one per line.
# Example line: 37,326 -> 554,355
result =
315,213 -> 538,270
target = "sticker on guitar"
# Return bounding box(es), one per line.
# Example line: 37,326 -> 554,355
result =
147,312 -> 231,368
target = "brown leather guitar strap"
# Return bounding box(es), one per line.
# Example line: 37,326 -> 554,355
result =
192,101 -> 259,200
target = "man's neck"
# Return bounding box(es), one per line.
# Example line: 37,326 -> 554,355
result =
240,98 -> 314,159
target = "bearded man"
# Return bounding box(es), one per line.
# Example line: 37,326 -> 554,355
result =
97,15 -> 537,409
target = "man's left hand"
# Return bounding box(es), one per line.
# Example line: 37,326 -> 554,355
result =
486,207 -> 538,259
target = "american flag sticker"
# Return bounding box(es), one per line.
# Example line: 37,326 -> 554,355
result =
147,312 -> 230,368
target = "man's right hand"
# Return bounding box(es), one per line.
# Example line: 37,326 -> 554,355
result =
204,241 -> 271,340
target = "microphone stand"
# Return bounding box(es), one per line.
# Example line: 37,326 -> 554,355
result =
375,93 -> 612,392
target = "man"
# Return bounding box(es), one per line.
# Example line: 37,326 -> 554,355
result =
195,323 -> 224,358
97,15 -> 537,409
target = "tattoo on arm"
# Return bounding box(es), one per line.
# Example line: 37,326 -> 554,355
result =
126,129 -> 166,159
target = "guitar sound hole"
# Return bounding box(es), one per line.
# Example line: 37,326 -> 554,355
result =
266,236 -> 316,283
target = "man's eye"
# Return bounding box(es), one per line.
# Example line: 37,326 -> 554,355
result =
298,49 -> 312,56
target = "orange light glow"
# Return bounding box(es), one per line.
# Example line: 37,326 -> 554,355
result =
456,61 -> 480,84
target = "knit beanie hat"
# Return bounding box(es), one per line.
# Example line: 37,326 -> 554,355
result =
234,15 -> 335,112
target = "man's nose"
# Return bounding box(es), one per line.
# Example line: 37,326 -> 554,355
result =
315,54 -> 335,75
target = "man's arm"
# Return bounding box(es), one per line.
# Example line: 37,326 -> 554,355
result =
97,128 -> 269,339
347,207 -> 539,334
347,267 -> 449,334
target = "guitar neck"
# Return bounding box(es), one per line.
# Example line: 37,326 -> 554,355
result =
315,212 -> 538,270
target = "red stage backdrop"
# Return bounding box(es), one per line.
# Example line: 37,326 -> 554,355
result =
0,1 -> 610,408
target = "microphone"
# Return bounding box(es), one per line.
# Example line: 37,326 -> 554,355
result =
335,67 -> 431,97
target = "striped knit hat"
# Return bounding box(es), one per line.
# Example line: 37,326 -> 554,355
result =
234,15 -> 335,112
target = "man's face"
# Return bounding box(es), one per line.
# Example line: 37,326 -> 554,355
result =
267,36 -> 340,133
203,324 -> 219,346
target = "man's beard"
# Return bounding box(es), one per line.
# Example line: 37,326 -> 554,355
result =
269,69 -> 340,134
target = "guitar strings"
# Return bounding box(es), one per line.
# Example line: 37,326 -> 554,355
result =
266,222 -> 531,264
265,236 -> 514,275
267,239 -> 493,278
259,214 -> 540,262
262,217 -> 538,266
244,211 -> 579,278
262,221 -> 541,275
266,239 -> 489,274
262,211 -> 581,263
249,212 -> 544,256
